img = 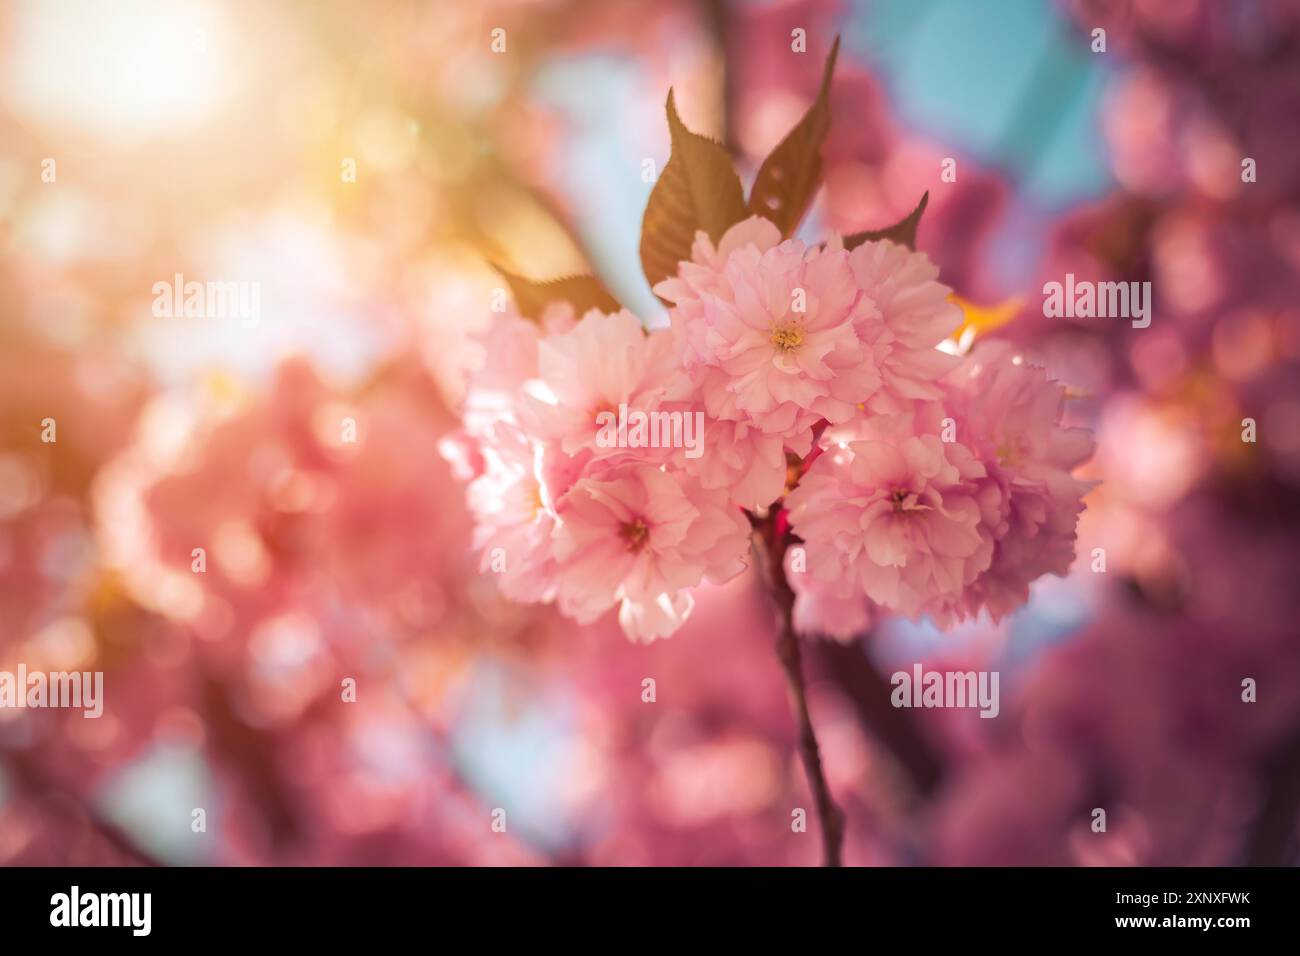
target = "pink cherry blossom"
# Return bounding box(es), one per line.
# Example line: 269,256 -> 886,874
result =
654,216 -> 882,448
785,403 -> 992,623
455,214 -> 1095,642
521,309 -> 678,458
551,462 -> 750,641
465,421 -> 561,604
846,238 -> 963,412
936,342 -> 1097,621
784,546 -> 873,641
681,413 -> 788,511
461,302 -> 576,439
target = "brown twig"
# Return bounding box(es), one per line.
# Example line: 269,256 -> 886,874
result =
751,507 -> 846,866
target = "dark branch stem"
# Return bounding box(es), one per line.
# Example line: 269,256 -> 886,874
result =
775,602 -> 846,866
752,507 -> 846,866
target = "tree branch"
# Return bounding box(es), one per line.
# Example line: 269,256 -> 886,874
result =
813,639 -> 946,798
752,508 -> 846,866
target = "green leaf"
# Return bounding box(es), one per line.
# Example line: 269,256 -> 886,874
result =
639,90 -> 747,290
495,267 -> 622,321
747,36 -> 840,237
843,191 -> 929,251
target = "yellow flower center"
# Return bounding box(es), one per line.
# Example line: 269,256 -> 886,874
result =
996,435 -> 1026,468
771,324 -> 804,352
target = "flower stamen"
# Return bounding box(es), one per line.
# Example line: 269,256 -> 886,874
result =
771,323 -> 804,352
890,488 -> 920,512
619,517 -> 650,553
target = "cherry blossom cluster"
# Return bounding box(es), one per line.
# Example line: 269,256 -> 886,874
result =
446,216 -> 1094,641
